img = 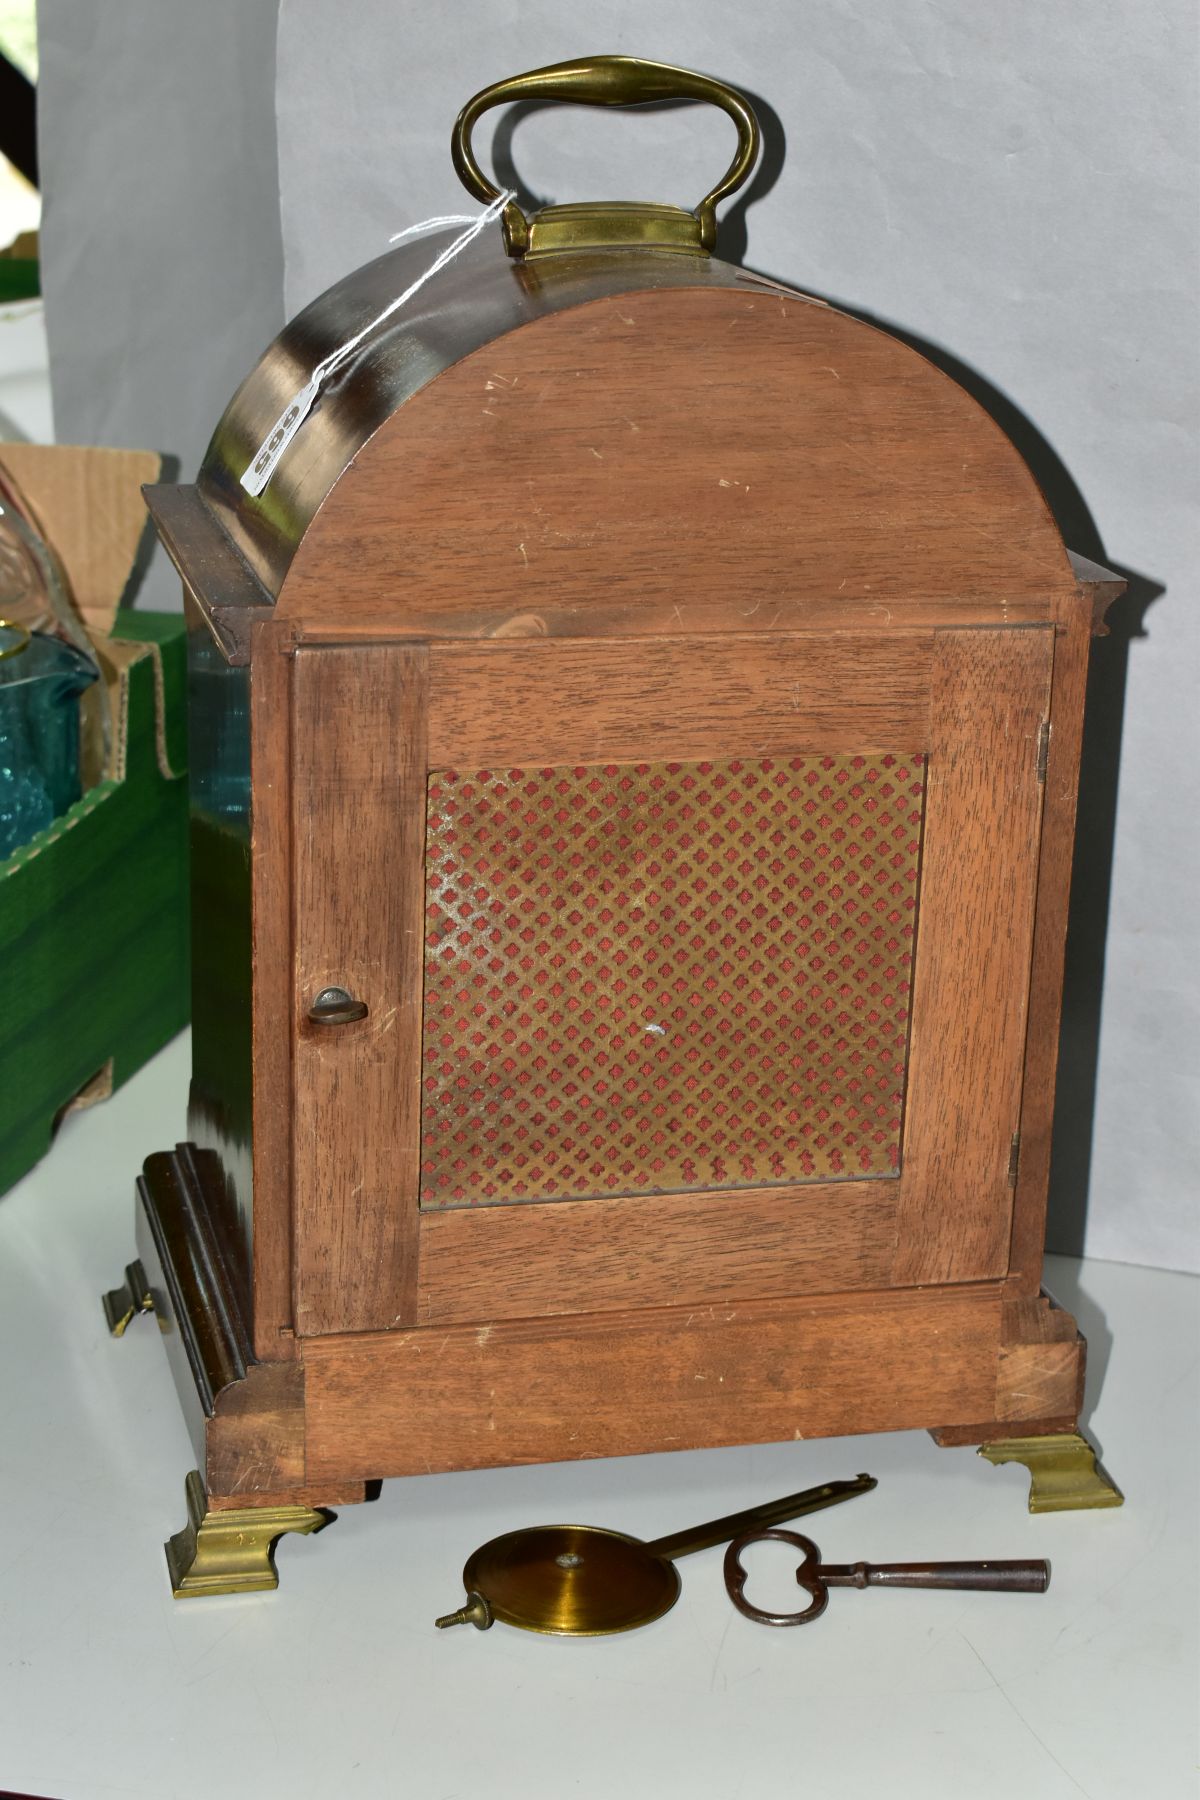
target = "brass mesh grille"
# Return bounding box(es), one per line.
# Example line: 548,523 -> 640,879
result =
420,754 -> 925,1208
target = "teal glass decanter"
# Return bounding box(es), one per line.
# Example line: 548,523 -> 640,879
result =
0,622 -> 98,859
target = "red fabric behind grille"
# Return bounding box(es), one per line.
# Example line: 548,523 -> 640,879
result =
421,753 -> 925,1207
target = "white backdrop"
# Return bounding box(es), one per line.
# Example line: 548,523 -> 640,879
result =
37,0 -> 285,587
38,0 -> 1199,1270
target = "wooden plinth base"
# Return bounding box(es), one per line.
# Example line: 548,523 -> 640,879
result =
114,1143 -> 1106,1592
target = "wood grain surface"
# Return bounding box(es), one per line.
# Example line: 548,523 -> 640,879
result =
276,288 -> 1076,642
137,258 -> 1106,1502
291,645 -> 428,1335
893,628 -> 1053,1284
1007,576 -> 1121,1289
276,625 -> 1055,1332
144,482 -> 272,665
417,1180 -> 898,1326
381,627 -> 932,1328
206,1361 -> 367,1511
931,1292 -> 1085,1442
301,1283 -> 1026,1481
205,1359 -> 306,1501
428,632 -> 933,765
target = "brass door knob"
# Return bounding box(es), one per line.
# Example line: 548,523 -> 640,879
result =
307,986 -> 369,1026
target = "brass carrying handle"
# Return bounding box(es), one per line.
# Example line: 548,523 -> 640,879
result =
451,54 -> 760,257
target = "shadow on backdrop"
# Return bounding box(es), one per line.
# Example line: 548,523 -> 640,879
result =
825,313 -> 1166,1260
120,449 -> 180,611
492,90 -> 1165,1260
1041,1254 -> 1115,1435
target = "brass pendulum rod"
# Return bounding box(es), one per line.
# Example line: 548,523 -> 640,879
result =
644,1473 -> 877,1562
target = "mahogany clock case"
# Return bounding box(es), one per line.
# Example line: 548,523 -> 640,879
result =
121,212 -> 1124,1558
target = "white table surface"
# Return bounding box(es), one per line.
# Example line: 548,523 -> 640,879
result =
0,1032 -> 1196,1800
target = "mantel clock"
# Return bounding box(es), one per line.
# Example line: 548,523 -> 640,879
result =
107,57 -> 1123,1596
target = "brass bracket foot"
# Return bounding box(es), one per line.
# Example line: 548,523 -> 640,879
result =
165,1471 -> 332,1598
103,1259 -> 155,1336
979,1431 -> 1124,1513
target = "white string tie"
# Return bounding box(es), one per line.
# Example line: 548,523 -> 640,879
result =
388,213 -> 492,243
241,189 -> 514,497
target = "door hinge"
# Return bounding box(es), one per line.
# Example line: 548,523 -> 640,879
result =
1035,719 -> 1051,784
1007,1131 -> 1022,1187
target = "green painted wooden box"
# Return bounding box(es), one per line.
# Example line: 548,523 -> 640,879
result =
0,610 -> 189,1192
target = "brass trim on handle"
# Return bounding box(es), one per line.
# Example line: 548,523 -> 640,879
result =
307,986 -> 369,1026
451,54 -> 760,258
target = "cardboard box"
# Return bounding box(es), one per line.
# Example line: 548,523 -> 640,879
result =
0,442 -> 189,1192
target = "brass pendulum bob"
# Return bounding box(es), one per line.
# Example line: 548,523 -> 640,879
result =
435,1472 -> 877,1637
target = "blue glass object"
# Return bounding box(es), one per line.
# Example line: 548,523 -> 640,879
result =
188,622 -> 250,834
0,623 -> 99,860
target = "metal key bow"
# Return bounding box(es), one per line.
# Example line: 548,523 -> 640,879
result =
723,1528 -> 1050,1627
